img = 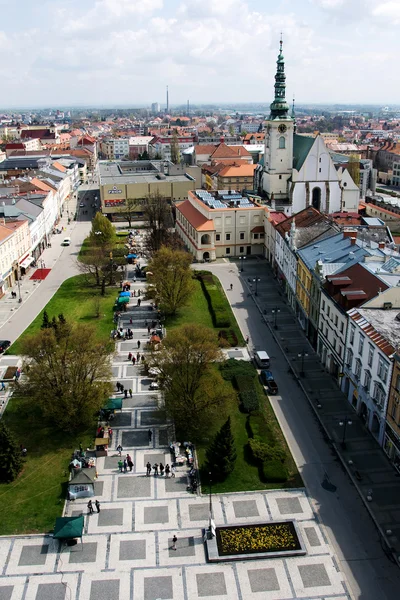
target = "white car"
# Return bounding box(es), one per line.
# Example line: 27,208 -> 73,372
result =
149,381 -> 159,390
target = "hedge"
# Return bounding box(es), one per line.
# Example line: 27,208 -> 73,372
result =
239,391 -> 260,413
197,273 -> 231,328
220,359 -> 255,382
261,459 -> 288,483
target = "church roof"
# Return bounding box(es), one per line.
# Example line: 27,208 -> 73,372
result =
292,134 -> 315,171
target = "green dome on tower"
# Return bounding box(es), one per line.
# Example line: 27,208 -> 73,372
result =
269,38 -> 290,120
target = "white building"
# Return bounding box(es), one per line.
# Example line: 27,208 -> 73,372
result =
100,138 -> 129,160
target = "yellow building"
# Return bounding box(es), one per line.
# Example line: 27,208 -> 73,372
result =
217,163 -> 257,192
296,258 -> 312,316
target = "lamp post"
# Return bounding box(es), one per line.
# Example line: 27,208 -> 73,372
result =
16,265 -> 22,303
239,256 -> 246,272
209,471 -> 213,534
272,307 -> 280,329
253,277 -> 261,296
298,349 -> 309,377
339,417 -> 352,450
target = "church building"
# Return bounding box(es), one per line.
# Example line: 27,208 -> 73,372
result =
254,40 -> 359,216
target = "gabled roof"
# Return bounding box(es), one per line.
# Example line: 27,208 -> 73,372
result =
211,143 -> 250,159
275,207 -> 326,236
218,163 -> 257,177
176,200 -> 214,232
348,308 -> 397,356
194,144 -> 218,155
292,134 -> 315,171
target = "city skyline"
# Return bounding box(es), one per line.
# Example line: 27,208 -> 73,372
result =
0,0 -> 399,107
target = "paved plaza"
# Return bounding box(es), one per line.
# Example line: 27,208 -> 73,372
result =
0,288 -> 352,600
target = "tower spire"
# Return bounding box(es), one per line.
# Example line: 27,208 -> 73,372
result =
291,96 -> 296,133
269,37 -> 290,120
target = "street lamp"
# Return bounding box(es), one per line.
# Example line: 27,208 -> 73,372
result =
239,256 -> 246,272
298,349 -> 309,377
209,471 -> 213,535
16,265 -> 22,303
253,277 -> 261,296
339,417 -> 352,450
272,307 -> 280,329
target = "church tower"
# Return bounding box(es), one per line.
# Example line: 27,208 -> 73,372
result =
262,38 -> 294,202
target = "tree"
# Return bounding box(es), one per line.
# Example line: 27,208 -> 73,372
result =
205,417 -> 237,481
118,197 -> 138,228
20,322 -> 113,432
89,212 -> 116,248
148,324 -> 231,440
170,130 -> 180,164
0,422 -> 23,483
41,310 -> 51,329
347,154 -> 360,186
142,192 -> 174,255
147,247 -> 195,315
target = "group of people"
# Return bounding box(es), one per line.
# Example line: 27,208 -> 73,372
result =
146,461 -> 175,477
87,499 -> 100,514
118,454 -> 134,472
127,351 -> 142,364
116,382 -> 133,397
96,425 -> 112,441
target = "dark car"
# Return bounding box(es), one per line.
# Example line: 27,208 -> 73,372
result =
260,370 -> 278,395
0,340 -> 11,353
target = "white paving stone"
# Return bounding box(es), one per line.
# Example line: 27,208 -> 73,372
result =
108,532 -> 156,570
235,559 -> 293,599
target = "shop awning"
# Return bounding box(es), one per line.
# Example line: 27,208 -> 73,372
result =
103,398 -> 123,411
116,296 -> 130,304
54,515 -> 84,540
127,253 -> 137,259
19,255 -> 34,270
119,291 -> 130,297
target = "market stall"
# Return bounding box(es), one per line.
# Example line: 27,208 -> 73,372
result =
54,515 -> 84,546
95,436 -> 109,457
68,468 -> 97,500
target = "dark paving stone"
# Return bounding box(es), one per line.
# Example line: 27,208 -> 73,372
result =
158,429 -> 169,446
276,497 -> 303,514
126,366 -> 140,376
196,572 -> 227,597
0,587 -> 13,600
165,476 -> 187,492
36,583 -> 66,600
168,536 -> 195,557
71,511 -> 84,518
304,526 -> 321,547
117,476 -> 151,498
233,500 -> 259,518
112,412 -> 132,427
18,544 -> 48,566
140,411 -> 166,426
90,579 -> 120,600
248,568 -> 280,593
143,453 -> 166,466
143,506 -> 169,524
189,503 -> 209,522
122,430 -> 149,447
69,542 -> 97,563
111,366 -> 119,377
119,539 -> 146,560
144,576 -> 173,600
98,508 -> 124,527
299,563 -> 330,588
124,394 -> 157,408
228,350 -> 245,358
94,481 -> 104,496
104,456 -> 123,470
140,379 -> 155,391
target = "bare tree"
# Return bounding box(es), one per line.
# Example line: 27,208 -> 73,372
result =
143,192 -> 174,256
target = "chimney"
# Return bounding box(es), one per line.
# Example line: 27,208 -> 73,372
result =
379,241 -> 385,249
350,237 -> 356,246
343,230 -> 357,238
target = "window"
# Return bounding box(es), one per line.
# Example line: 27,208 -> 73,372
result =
368,345 -> 374,367
254,233 -> 259,239
225,248 -> 231,255
338,345 -> 342,357
364,370 -> 371,392
346,348 -> 353,368
240,232 -> 245,240
373,382 -> 386,407
354,358 -> 362,380
226,233 -> 231,241
396,374 -> 400,392
225,216 -> 232,225
279,175 -> 282,179
391,399 -> 397,420
322,300 -> 325,312
377,356 -> 389,383
335,314 -> 338,326
327,306 -> 330,318
216,234 -> 220,241
239,246 -> 244,253
340,321 -> 344,333
279,136 -> 285,149
358,335 -> 364,355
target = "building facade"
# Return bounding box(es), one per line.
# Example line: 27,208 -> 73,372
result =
384,352 -> 400,471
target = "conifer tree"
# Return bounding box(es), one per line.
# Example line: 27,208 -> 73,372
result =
205,417 -> 237,481
0,422 -> 23,483
41,310 -> 50,329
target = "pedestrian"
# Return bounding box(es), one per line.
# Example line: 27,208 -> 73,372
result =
132,356 -> 136,365
171,534 -> 177,551
120,384 -> 124,394
129,388 -> 133,398
137,340 -> 141,349
133,289 -> 136,297
159,463 -> 164,476
128,352 -> 132,361
230,283 -> 233,290
136,352 -> 140,362
153,463 -> 158,476
116,382 -> 121,392
0,381 -> 5,391
137,298 -> 141,307
87,499 -> 94,514
118,459 -> 123,472
123,458 -> 128,473
165,464 -> 170,477
95,500 -> 100,513
171,465 -> 176,478
127,454 -> 133,471
147,325 -> 151,334
245,335 -> 249,344
108,427 -> 113,441
148,429 -> 152,442
117,444 -> 123,456
146,461 -> 152,476
124,389 -> 128,398
130,317 -> 132,324
138,289 -> 141,297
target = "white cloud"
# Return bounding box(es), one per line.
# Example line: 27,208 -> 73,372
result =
372,1 -> 400,23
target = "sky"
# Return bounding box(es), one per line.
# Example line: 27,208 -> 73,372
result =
0,0 -> 399,108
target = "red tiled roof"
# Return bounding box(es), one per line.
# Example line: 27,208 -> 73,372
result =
176,200 -> 214,232
275,207 -> 328,235
348,307 -> 395,356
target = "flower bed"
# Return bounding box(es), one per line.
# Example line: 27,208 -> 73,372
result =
216,521 -> 302,557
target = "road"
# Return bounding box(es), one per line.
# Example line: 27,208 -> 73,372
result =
197,260 -> 400,600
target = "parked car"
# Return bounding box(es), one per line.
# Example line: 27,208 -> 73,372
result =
253,350 -> 270,369
0,340 -> 11,353
260,370 -> 278,395
149,381 -> 159,390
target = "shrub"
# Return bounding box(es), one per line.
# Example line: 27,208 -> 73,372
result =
197,272 -> 231,328
248,438 -> 286,463
239,390 -> 260,413
220,358 -> 255,381
261,459 -> 288,483
234,375 -> 255,392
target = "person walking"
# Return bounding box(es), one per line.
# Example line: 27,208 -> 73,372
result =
137,340 -> 141,349
136,352 -> 140,362
147,325 -> 151,334
95,500 -> 100,513
159,463 -> 164,476
117,444 -> 123,456
116,382 -> 121,392
118,459 -> 123,472
0,381 -> 5,391
148,429 -> 152,442
127,454 -> 134,472
171,534 -> 177,551
129,389 -> 133,398
165,464 -> 170,477
108,427 -> 113,442
230,283 -> 233,290
132,356 -> 136,365
87,499 -> 94,514
124,389 -> 128,398
137,298 -> 141,307
120,384 -> 124,394
128,352 -> 132,361
123,458 -> 128,473
146,461 -> 152,476
171,465 -> 176,478
245,335 -> 249,344
153,463 -> 159,476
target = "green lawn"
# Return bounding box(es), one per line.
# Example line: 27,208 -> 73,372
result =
9,275 -> 116,355
166,273 -> 245,345
0,395 -> 95,535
